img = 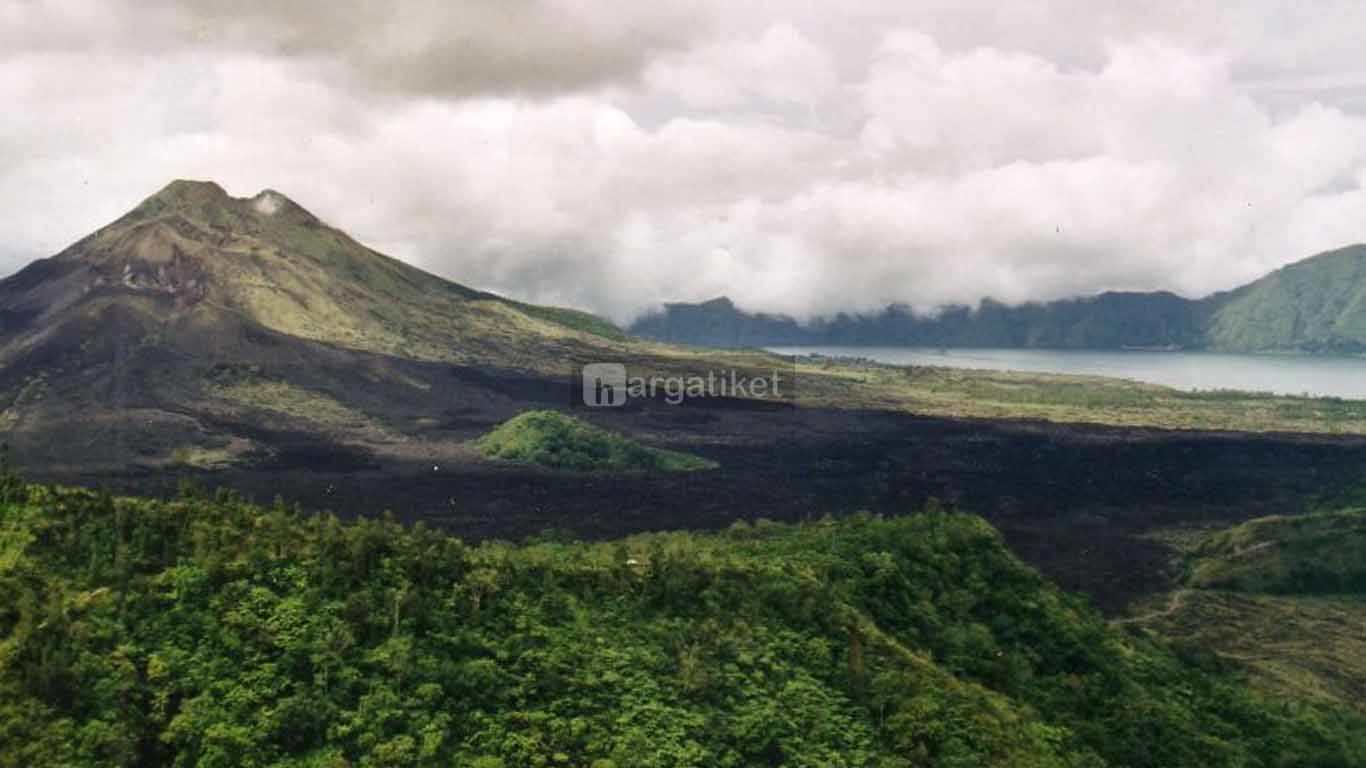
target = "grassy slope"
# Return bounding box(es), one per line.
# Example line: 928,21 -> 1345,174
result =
1188,510 -> 1366,594
1208,245 -> 1366,352
476,410 -> 716,472
2,482 -> 1364,766
1128,508 -> 1366,712
1135,590 -> 1366,711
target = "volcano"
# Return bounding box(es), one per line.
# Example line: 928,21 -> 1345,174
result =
0,180 -> 635,470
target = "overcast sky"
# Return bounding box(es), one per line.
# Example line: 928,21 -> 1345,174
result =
5,1 -> 1366,321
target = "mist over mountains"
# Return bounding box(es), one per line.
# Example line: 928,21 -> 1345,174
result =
632,244 -> 1366,353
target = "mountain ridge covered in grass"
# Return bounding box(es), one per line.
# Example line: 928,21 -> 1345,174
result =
1206,245 -> 1366,353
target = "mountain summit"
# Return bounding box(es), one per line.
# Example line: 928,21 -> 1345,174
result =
3,179 -> 621,368
0,180 -> 629,469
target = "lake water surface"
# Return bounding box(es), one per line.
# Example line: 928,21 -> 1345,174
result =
766,346 -> 1366,400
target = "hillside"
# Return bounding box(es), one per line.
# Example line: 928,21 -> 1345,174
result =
1206,245 -> 1366,352
1187,508 -> 1366,594
2,480 -> 1364,766
631,245 -> 1366,353
1128,508 -> 1366,713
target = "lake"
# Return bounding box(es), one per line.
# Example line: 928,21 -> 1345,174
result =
766,346 -> 1366,400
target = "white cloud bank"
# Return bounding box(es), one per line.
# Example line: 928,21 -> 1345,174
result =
3,1 -> 1366,322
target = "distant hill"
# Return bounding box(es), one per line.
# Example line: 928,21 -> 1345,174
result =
1207,245 -> 1366,352
630,245 -> 1366,353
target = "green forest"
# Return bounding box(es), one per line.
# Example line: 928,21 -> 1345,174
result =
1,473 -> 1363,767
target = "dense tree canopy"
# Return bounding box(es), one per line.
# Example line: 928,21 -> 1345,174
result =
0,474 -> 1362,766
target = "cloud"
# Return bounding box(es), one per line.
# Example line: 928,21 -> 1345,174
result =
642,23 -> 839,111
3,2 -> 1366,323
1,0 -> 710,97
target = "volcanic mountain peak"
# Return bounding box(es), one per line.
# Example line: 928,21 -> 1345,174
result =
114,178 -> 318,231
154,177 -> 229,201
26,181 -> 320,317
0,178 -> 639,469
2,179 -> 628,371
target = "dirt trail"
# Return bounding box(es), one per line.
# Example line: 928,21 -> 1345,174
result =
1114,588 -> 1191,625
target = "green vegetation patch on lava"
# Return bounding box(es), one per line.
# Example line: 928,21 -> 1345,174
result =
476,409 -> 716,472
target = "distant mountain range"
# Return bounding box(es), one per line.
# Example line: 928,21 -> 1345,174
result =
630,244 -> 1366,353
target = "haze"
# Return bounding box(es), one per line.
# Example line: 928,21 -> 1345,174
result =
4,0 -> 1366,322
